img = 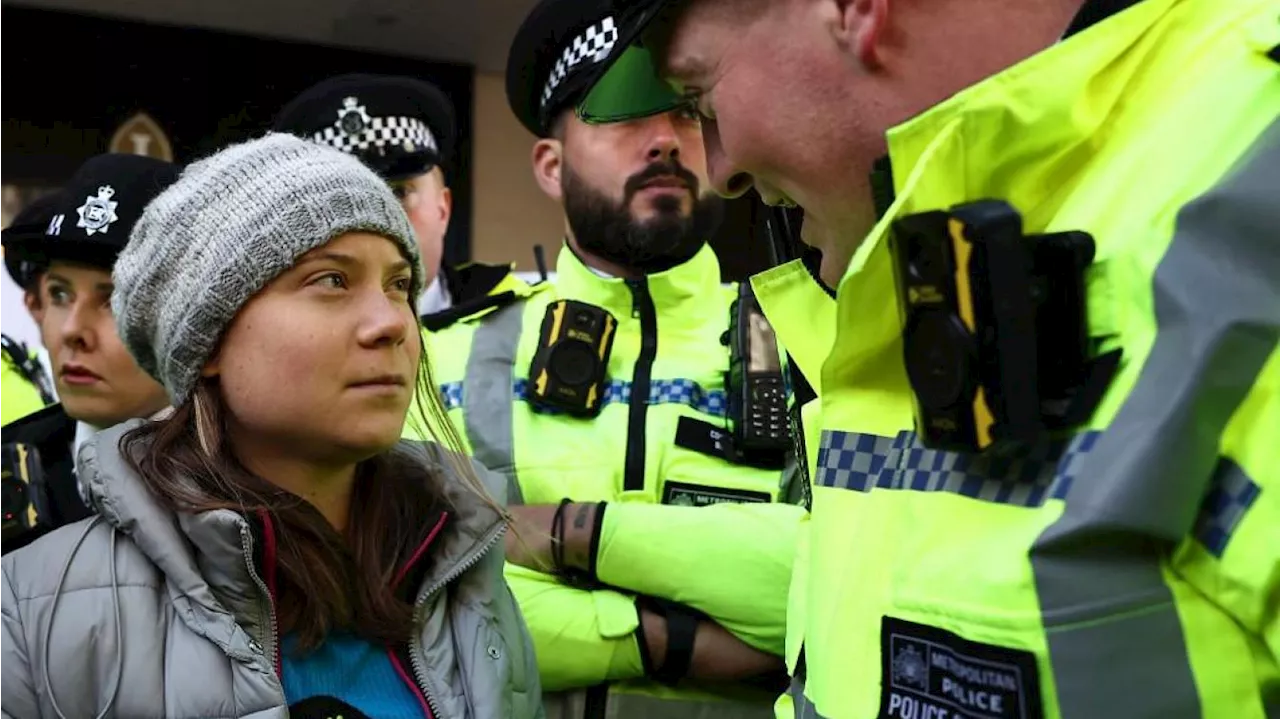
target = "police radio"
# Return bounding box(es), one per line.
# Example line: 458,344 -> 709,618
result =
727,283 -> 790,458
889,199 -> 1121,454
526,300 -> 618,417
2,443 -> 42,543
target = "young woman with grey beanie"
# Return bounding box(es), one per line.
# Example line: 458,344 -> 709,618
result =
0,133 -> 544,719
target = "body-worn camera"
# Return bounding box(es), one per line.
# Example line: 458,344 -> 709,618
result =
727,283 -> 790,461
526,300 -> 617,417
2,443 -> 42,543
889,199 -> 1120,453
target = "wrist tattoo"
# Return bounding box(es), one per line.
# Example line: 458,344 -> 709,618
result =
573,503 -> 591,530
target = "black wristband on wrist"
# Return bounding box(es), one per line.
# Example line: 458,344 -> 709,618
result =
586,500 -> 607,582
636,596 -> 707,686
551,498 -> 599,588
550,497 -> 571,573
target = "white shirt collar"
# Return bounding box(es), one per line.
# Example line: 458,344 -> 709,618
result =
417,276 -> 453,316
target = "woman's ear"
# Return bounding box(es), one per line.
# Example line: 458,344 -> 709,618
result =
201,351 -> 221,378
532,137 -> 564,202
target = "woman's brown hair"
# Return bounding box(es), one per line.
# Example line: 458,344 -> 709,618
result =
119,326 -> 498,653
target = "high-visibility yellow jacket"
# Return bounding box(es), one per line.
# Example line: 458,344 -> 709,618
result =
1,336 -> 50,425
411,244 -> 805,717
754,0 -> 1280,716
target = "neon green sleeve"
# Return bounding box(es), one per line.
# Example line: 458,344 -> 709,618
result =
593,501 -> 805,657
1173,346 -> 1280,662
1,363 -> 46,426
504,563 -> 646,691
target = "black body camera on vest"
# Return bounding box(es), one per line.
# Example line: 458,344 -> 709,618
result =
727,283 -> 790,459
889,199 -> 1120,454
526,300 -> 618,417
2,443 -> 43,544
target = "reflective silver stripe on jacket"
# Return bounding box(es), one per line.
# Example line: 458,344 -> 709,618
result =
1029,118 -> 1280,717
461,302 -> 526,505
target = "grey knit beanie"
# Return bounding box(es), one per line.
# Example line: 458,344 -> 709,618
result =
114,132 -> 422,406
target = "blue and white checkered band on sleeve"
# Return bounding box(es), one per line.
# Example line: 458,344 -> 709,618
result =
539,16 -> 620,110
312,109 -> 439,156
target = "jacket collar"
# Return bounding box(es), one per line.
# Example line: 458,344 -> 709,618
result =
77,421 -> 506,644
864,0 -> 1147,224
815,0 -> 1193,400
553,241 -> 723,318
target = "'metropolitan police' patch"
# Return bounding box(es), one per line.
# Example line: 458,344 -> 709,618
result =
879,617 -> 1043,719
661,481 -> 770,507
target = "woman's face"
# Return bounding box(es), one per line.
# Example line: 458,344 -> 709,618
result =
36,261 -> 170,427
204,232 -> 420,464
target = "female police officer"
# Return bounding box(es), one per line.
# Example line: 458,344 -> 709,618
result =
1,155 -> 179,549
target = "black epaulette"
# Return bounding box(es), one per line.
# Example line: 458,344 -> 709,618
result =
421,290 -> 523,333
440,261 -> 519,306
2,402 -> 75,443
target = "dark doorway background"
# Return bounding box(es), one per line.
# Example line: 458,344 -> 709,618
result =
1,5 -> 781,281
1,5 -> 476,267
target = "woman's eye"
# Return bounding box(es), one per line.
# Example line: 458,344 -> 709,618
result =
47,287 -> 72,305
313,273 -> 347,290
390,276 -> 413,294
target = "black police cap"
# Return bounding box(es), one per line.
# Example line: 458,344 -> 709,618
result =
506,0 -> 622,137
1,154 -> 181,276
3,192 -> 64,288
272,74 -> 456,183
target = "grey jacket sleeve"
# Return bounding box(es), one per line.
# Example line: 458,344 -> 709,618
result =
2,560 -> 39,719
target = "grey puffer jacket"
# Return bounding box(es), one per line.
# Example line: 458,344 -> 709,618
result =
1,420 -> 544,718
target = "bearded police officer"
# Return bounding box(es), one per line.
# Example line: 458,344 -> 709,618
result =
404,1 -> 809,716
580,0 -> 1280,717
2,154 -> 181,552
273,74 -> 528,326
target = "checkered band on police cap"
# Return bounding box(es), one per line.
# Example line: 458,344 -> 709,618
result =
310,99 -> 439,156
272,74 -> 456,182
539,16 -> 619,111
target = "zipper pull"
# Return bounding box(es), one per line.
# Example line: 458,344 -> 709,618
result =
625,279 -> 646,319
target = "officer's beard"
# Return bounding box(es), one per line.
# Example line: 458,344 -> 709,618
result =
561,159 -> 725,275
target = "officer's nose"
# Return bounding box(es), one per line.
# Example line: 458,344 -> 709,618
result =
60,299 -> 98,353
703,119 -> 753,199
642,113 -> 682,164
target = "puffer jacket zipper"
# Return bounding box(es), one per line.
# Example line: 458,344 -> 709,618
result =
386,511 -> 451,719
245,509 -> 501,718
407,518 -> 508,719
240,513 -> 281,680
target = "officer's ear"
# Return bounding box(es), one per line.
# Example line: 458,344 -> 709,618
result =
429,167 -> 453,225
831,0 -> 889,69
23,287 -> 43,323
532,134 -> 564,203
